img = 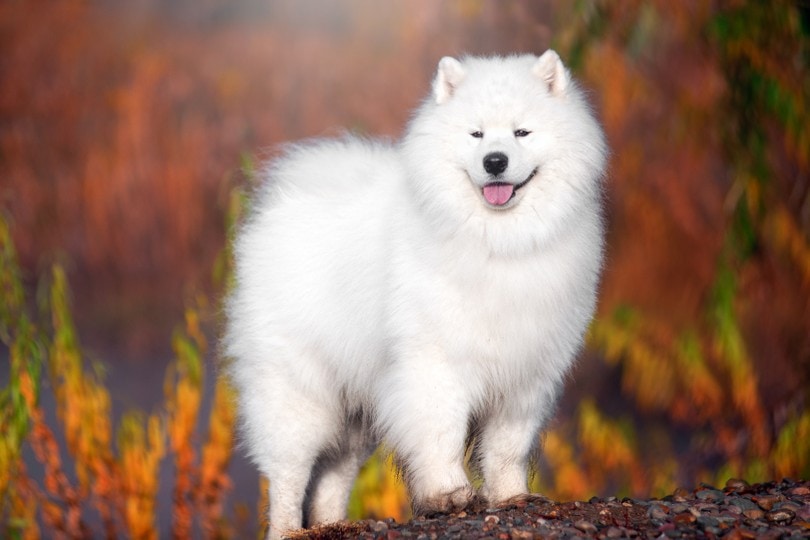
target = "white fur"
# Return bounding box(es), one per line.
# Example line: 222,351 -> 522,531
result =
224,51 -> 607,539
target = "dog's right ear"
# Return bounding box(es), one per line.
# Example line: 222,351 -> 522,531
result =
433,57 -> 465,105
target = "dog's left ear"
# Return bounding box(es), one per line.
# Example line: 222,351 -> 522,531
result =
532,50 -> 569,96
433,56 -> 466,105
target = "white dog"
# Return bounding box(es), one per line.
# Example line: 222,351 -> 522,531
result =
224,50 -> 607,539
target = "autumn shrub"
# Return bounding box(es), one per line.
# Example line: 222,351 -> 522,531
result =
0,215 -> 238,539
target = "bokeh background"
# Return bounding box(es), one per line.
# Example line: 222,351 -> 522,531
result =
1,0 -> 808,537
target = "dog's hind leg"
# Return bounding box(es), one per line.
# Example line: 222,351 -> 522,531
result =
305,420 -> 377,527
234,349 -> 343,540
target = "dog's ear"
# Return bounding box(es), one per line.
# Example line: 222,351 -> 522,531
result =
532,50 -> 569,96
433,57 -> 466,105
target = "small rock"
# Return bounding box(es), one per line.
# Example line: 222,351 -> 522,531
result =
742,508 -> 765,520
727,497 -> 758,511
765,508 -> 795,524
672,488 -> 690,502
716,515 -> 738,527
696,488 -> 724,502
484,515 -> 500,525
697,515 -> 720,528
774,501 -> 801,511
387,530 -> 401,540
372,520 -> 389,532
725,478 -> 750,492
694,502 -> 719,512
574,519 -> 597,533
647,504 -> 669,521
669,503 -> 688,513
673,513 -> 696,525
788,486 -> 810,496
509,530 -> 533,540
754,494 -> 780,510
723,527 -> 757,540
605,526 -> 623,538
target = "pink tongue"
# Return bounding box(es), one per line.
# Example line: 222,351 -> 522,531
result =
483,183 -> 514,206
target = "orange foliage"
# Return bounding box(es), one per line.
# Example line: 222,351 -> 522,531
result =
0,219 -> 238,537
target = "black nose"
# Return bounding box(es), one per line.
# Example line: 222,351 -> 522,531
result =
483,152 -> 508,176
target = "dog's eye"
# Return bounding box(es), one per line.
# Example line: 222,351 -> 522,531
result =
514,129 -> 531,137
470,131 -> 484,138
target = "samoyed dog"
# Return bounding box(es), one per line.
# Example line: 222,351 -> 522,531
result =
225,50 -> 607,538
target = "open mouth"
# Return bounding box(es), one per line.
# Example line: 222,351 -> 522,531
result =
482,167 -> 538,207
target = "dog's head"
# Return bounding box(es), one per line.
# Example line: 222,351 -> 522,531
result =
402,52 -> 607,256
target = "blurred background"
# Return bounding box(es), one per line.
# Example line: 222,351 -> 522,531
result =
1,0 -> 808,537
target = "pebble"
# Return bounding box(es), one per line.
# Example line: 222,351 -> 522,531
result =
694,502 -> 718,512
673,512 -> 696,525
728,496 -> 758,511
725,478 -> 750,492
647,504 -> 669,521
754,494 -> 781,510
669,503 -> 688,513
774,501 -> 801,511
716,515 -> 738,526
696,488 -> 724,501
765,509 -> 795,524
742,508 -> 765,520
574,519 -> 597,533
672,488 -> 690,501
697,515 -> 720,528
724,528 -> 757,540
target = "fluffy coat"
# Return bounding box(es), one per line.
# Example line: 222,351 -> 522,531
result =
224,50 -> 607,539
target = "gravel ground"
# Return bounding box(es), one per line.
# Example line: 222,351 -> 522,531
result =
292,479 -> 810,539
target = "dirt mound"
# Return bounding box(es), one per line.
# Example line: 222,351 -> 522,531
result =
293,479 -> 810,539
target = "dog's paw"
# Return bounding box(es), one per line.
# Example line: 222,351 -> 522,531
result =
414,485 -> 477,516
489,492 -> 552,508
